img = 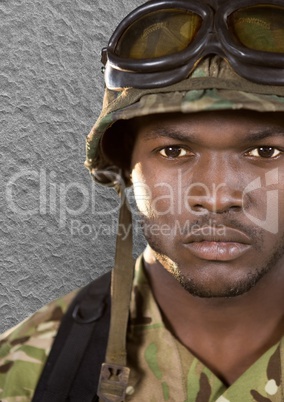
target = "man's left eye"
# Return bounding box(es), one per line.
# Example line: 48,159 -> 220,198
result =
246,147 -> 282,158
159,146 -> 188,159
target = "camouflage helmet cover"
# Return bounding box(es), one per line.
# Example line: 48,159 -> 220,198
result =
85,57 -> 284,186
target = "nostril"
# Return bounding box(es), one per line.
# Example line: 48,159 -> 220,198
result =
230,205 -> 243,212
195,204 -> 205,210
191,204 -> 208,214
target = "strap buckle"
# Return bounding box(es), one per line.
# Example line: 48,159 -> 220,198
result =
98,363 -> 130,402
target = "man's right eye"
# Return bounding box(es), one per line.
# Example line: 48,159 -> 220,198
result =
159,146 -> 189,159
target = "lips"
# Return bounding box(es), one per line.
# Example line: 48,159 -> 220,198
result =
184,227 -> 252,261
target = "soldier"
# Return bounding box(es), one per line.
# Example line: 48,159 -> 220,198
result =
1,0 -> 284,401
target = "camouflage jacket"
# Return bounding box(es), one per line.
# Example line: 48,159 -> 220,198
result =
0,256 -> 283,402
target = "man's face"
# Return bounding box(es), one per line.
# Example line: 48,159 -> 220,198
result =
130,110 -> 284,298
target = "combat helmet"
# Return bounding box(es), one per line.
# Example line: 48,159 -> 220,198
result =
85,1 -> 284,400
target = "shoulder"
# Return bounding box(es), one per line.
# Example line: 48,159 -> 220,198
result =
0,288 -> 79,401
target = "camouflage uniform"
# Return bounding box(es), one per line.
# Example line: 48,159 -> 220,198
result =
0,289 -> 78,402
0,256 -> 283,402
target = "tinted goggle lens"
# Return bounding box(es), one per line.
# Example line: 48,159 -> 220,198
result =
228,5 -> 284,53
114,4 -> 284,60
115,9 -> 202,59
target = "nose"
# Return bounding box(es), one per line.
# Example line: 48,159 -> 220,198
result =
186,157 -> 243,214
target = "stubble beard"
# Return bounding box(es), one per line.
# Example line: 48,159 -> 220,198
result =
142,218 -> 284,298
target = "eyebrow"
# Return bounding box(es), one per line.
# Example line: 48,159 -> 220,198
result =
143,127 -> 198,142
143,127 -> 284,143
246,128 -> 284,142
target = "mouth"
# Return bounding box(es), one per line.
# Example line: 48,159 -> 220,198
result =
184,227 -> 252,262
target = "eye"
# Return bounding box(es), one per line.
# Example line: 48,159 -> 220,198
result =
246,147 -> 282,158
159,146 -> 189,159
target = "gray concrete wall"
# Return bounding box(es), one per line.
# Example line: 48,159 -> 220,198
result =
0,0 -> 145,332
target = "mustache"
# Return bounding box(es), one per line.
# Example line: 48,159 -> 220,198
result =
140,212 -> 264,249
190,215 -> 263,235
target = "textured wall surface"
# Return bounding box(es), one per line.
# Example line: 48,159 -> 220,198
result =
1,0 -> 145,332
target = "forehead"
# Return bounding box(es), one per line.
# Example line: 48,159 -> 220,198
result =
131,110 -> 284,147
134,110 -> 284,132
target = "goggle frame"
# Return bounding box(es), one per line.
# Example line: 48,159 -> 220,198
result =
102,0 -> 284,89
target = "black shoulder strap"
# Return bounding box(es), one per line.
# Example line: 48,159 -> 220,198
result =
32,270 -> 111,402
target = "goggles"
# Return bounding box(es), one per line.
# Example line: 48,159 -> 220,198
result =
101,0 -> 284,89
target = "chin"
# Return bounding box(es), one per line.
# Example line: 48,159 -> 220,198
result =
172,268 -> 267,298
155,251 -> 271,299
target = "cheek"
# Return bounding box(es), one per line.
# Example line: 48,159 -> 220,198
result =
131,163 -> 153,216
131,161 -> 195,218
243,181 -> 284,226
131,162 -> 176,218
